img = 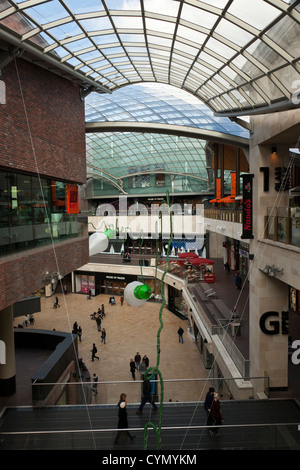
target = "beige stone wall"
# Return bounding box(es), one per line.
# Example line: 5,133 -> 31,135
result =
249,109 -> 300,389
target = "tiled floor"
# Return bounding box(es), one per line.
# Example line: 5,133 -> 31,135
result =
8,290 -> 212,407
1,255 -> 299,411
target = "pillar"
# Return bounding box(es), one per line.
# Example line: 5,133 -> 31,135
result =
249,129 -> 291,390
249,269 -> 289,389
0,305 -> 16,396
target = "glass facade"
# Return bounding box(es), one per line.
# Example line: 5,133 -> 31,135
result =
85,84 -> 249,197
87,131 -> 214,196
0,170 -> 81,257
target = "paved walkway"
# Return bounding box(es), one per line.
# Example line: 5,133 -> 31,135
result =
1,255 -> 299,410
6,290 -> 212,407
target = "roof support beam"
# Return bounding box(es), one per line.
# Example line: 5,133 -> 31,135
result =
85,121 -> 249,149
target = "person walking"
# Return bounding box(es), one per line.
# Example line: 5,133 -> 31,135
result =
136,375 -> 158,414
96,315 -> 101,332
178,326 -> 184,343
130,358 -> 136,380
91,343 -> 99,361
235,273 -> 242,290
135,352 -> 141,371
142,355 -> 149,371
77,326 -> 82,342
92,373 -> 98,396
120,296 -> 124,306
53,296 -> 60,308
101,328 -> 106,344
204,387 -> 215,422
114,393 -> 135,445
208,393 -> 223,437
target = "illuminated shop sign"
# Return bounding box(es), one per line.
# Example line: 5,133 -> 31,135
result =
66,184 -> 79,214
241,174 -> 254,239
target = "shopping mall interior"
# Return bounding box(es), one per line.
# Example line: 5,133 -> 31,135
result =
0,0 -> 300,452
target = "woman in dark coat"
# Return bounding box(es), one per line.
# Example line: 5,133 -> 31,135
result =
209,393 -> 223,437
114,393 -> 135,445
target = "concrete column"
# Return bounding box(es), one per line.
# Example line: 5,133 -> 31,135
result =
213,144 -> 218,196
207,231 -> 225,258
0,305 -> 16,396
236,147 -> 240,197
220,144 -> 224,198
249,128 -> 291,390
249,269 -> 288,389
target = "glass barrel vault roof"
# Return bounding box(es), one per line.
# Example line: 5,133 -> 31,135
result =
85,84 -> 249,193
0,0 -> 299,116
85,82 -> 249,139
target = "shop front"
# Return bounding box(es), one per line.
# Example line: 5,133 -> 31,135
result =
74,272 -> 96,296
239,243 -> 250,277
74,270 -> 137,297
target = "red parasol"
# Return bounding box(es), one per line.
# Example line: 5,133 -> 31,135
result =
178,252 -> 199,259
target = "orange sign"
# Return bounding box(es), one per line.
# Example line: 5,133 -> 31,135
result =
231,172 -> 236,197
216,178 -> 221,199
66,184 -> 79,214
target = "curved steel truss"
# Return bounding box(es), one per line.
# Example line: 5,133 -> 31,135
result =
0,0 -> 299,115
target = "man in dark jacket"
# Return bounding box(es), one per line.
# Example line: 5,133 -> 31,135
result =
204,387 -> 215,414
136,376 -> 158,414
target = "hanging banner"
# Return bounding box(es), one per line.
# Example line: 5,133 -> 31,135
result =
231,172 -> 236,197
241,174 -> 254,239
66,184 -> 79,214
216,177 -> 221,200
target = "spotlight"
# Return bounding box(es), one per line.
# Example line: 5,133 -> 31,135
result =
263,265 -> 270,274
262,264 -> 283,278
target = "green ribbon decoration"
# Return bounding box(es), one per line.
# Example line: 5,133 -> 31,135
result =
142,191 -> 173,450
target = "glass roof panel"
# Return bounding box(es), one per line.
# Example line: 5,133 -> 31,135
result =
85,82 -> 250,139
79,18 -> 113,31
180,4 -> 218,29
25,1 -> 69,25
64,0 -> 105,14
227,0 -> 281,30
265,14 -> 300,59
0,0 -> 299,116
112,15 -> 143,29
215,19 -> 255,47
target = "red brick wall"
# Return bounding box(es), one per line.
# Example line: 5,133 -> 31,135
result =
0,58 -> 89,311
0,238 -> 89,310
0,58 -> 86,184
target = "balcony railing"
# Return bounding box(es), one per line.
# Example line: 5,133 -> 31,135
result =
264,207 -> 300,247
29,376 -> 266,407
204,208 -> 242,223
3,378 -> 300,451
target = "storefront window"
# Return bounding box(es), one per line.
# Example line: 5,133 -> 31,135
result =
0,169 -> 81,257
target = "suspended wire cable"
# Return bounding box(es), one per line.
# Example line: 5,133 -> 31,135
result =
180,152 -> 296,449
13,57 -> 98,449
